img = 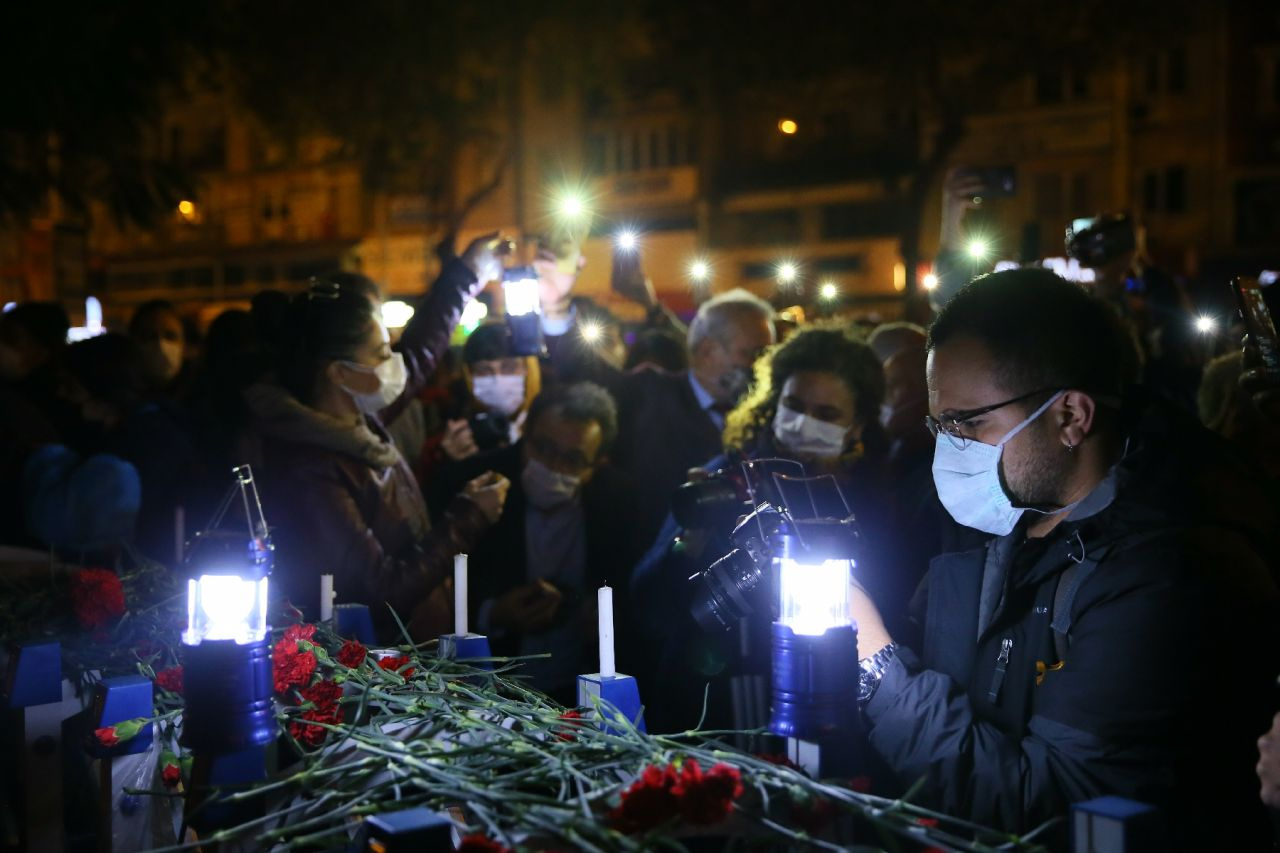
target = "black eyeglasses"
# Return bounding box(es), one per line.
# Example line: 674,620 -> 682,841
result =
925,387 -> 1058,449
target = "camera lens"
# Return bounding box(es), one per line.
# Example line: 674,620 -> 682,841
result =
688,547 -> 766,634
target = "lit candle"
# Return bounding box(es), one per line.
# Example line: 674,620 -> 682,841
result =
598,585 -> 615,678
320,574 -> 334,621
454,554 -> 468,637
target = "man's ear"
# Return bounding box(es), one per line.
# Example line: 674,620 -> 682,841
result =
1059,390 -> 1097,449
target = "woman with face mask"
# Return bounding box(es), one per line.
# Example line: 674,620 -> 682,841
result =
630,325 -> 901,734
246,234 -> 512,642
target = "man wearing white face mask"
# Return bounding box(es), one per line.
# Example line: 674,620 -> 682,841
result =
845,269 -> 1279,850
436,383 -> 644,704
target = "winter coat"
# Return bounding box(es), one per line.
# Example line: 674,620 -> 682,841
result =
248,259 -> 491,642
864,399 -> 1280,850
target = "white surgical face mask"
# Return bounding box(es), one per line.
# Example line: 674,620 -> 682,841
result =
340,352 -> 407,415
472,374 -> 525,417
931,390 -> 1064,536
521,456 -> 580,510
772,402 -> 850,460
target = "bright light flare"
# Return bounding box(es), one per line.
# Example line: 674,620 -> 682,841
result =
185,574 -> 269,645
615,230 -> 638,251
819,282 -> 838,300
381,300 -> 415,330
966,239 -> 990,261
777,262 -> 798,284
922,273 -> 940,291
776,557 -> 853,636
459,299 -> 489,333
778,119 -> 798,135
689,259 -> 710,282
557,192 -> 587,221
177,200 -> 196,219
1195,315 -> 1217,334
580,321 -> 602,344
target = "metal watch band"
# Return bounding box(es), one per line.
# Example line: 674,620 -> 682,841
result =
857,642 -> 900,707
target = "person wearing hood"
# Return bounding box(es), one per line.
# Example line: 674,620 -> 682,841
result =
128,299 -> 191,398
630,325 -> 893,734
433,382 -> 642,704
246,235 -> 511,642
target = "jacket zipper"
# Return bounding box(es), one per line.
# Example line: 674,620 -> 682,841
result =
987,637 -> 1013,704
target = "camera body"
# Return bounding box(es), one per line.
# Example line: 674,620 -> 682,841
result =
1066,214 -> 1136,268
468,411 -> 511,453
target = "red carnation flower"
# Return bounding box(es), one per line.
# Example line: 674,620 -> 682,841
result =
283,623 -> 317,644
71,568 -> 125,631
672,760 -> 744,825
272,639 -> 318,693
154,666 -> 184,694
457,835 -> 511,853
289,680 -> 343,747
608,763 -> 681,834
555,709 -> 585,742
94,726 -> 120,748
161,763 -> 181,788
376,654 -> 415,678
336,639 -> 367,668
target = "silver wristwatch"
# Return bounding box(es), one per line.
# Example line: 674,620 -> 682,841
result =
857,642 -> 900,707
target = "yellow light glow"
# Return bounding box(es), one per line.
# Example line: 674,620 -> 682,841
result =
819,282 -> 838,300
689,259 -> 710,282
778,119 -> 798,135
777,262 -> 798,284
177,200 -> 196,220
557,192 -> 587,221
922,273 -> 940,291
967,239 -> 990,261
380,300 -> 415,330
580,321 -> 602,343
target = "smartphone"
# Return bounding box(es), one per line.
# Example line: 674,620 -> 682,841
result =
609,236 -> 647,302
954,165 -> 1017,199
1231,276 -> 1280,381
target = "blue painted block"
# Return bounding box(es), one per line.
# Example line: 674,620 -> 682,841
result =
438,633 -> 493,669
577,673 -> 645,733
90,675 -> 153,757
6,641 -> 62,707
360,807 -> 454,851
1072,796 -> 1164,853
333,603 -> 376,643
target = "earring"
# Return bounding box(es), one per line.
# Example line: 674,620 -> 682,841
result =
1065,441 -> 1076,453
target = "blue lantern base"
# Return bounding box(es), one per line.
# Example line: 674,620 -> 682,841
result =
576,673 -> 645,733
769,622 -> 859,741
333,603 -> 377,643
6,641 -> 62,707
438,633 -> 492,668
186,745 -> 269,835
181,638 -> 274,754
90,675 -> 154,758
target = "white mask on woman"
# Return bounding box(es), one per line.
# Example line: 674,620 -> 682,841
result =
472,374 -> 526,417
339,352 -> 407,415
772,402 -> 850,459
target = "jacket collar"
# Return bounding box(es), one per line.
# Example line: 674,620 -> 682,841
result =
244,382 -> 401,469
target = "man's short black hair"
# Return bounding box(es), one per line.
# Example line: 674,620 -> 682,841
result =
463,322 -> 515,364
526,382 -> 618,455
927,268 -> 1138,398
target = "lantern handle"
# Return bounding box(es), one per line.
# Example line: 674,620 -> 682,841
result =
232,465 -> 270,541
738,457 -> 805,544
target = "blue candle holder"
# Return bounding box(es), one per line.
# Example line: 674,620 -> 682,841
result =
576,673 -> 645,734
333,603 -> 377,643
6,640 -> 62,707
360,807 -> 455,851
89,675 -> 154,758
1071,796 -> 1164,852
438,633 -> 493,669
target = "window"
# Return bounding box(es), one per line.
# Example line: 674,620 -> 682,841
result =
1035,70 -> 1064,105
1166,46 -> 1188,95
1165,166 -> 1187,213
1142,171 -> 1160,212
1034,173 -> 1063,218
819,201 -> 900,239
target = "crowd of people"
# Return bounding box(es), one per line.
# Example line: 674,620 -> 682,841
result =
2,211 -> 1279,847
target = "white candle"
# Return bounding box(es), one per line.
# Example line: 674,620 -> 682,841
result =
320,574 -> 334,621
174,506 -> 185,564
454,554 -> 468,637
598,585 -> 616,678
